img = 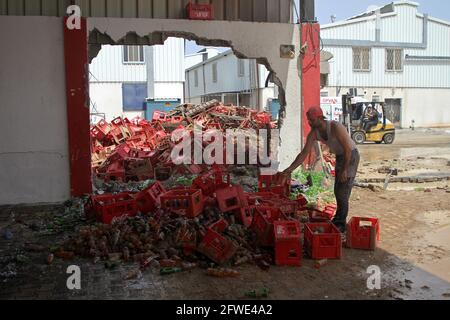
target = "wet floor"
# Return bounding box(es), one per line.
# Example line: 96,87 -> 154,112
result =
358,129 -> 450,162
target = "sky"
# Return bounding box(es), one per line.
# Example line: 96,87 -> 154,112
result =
186,0 -> 450,54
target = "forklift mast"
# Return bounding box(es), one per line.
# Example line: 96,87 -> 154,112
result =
341,94 -> 352,133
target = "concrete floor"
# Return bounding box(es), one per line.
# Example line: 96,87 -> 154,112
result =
1,128 -> 450,300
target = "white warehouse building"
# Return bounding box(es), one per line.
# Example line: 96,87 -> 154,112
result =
321,1 -> 450,128
89,37 -> 185,122
185,49 -> 278,114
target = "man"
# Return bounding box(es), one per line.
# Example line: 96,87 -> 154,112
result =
363,105 -> 379,132
281,106 -> 360,234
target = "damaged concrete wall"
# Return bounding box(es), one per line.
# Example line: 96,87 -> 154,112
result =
0,16 -> 70,205
88,18 -> 302,170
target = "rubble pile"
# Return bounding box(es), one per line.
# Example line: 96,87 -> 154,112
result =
90,100 -> 277,182
61,167 -> 359,277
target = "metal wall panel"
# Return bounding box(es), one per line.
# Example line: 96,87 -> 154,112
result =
106,0 -> 121,18
253,0 -> 267,22
0,0 -> 7,15
58,0 -> 70,16
267,0 -> 280,23
137,0 -> 152,18
24,0 -> 41,16
7,0 -> 24,15
0,0 -> 291,23
225,0 -> 238,21
153,0 -> 167,19
239,0 -> 252,21
212,0 -> 224,20
41,0 -> 58,16
123,0 -> 137,18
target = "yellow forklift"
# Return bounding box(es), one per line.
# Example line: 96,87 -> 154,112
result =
341,95 -> 396,144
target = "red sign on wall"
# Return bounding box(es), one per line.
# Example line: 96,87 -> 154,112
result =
186,3 -> 214,20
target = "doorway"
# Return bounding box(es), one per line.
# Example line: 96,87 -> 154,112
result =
384,98 -> 402,128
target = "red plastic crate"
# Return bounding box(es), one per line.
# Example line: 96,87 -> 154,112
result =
135,181 -> 167,214
304,222 -> 342,259
192,168 -> 230,196
160,189 -> 204,218
296,194 -> 308,209
197,228 -> 237,265
186,2 -> 214,20
152,111 -> 168,122
216,185 -> 247,213
111,117 -> 125,127
235,206 -> 257,227
346,217 -> 380,250
209,218 -> 229,234
258,174 -> 290,197
274,220 -> 302,266
86,193 -> 138,224
262,198 -> 298,216
251,207 -> 285,247
308,209 -> 331,222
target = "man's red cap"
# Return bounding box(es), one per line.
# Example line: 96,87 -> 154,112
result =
307,106 -> 325,120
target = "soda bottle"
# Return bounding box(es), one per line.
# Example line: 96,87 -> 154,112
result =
160,267 -> 182,275
206,268 -> 240,278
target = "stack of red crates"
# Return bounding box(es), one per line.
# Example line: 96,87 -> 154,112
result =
160,189 -> 204,218
135,181 -> 167,214
274,220 -> 302,266
346,217 -> 380,250
304,222 -> 342,259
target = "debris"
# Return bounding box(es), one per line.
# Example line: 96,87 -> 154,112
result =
245,288 -> 270,298
24,243 -> 47,252
90,101 -> 277,183
314,259 -> 328,269
16,254 -> 30,264
46,253 -> 54,265
125,268 -> 142,280
160,267 -> 182,275
3,229 -> 13,240
206,268 -> 240,278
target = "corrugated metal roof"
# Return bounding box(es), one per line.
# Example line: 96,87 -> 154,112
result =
0,0 -> 292,23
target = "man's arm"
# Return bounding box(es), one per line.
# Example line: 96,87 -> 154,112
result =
282,131 -> 316,175
333,122 -> 353,182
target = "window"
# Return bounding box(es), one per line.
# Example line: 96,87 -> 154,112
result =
386,49 -> 403,72
238,60 -> 245,77
123,45 -> 144,63
194,70 -> 199,87
353,47 -> 371,71
212,63 -> 218,83
122,83 -> 147,111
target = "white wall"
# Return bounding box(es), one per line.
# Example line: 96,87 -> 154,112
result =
89,83 -> 123,122
90,45 -> 147,82
0,16 -> 70,205
323,2 -> 450,89
403,88 -> 450,128
154,82 -> 184,100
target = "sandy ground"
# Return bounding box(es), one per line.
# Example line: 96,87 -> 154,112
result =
0,128 -> 449,300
